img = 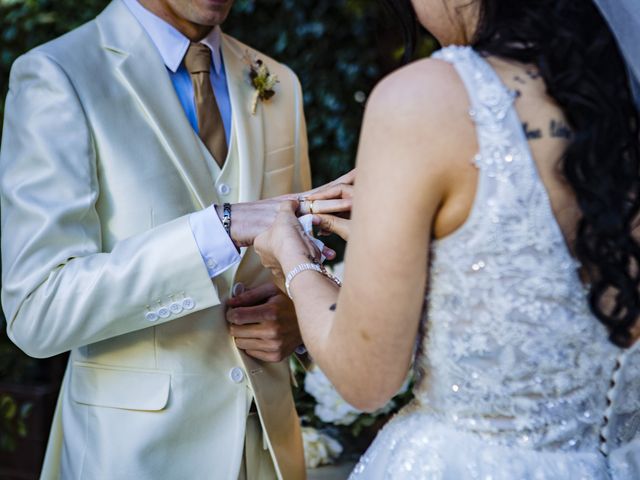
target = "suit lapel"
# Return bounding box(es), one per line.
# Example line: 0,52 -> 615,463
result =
221,36 -> 266,203
97,1 -> 217,209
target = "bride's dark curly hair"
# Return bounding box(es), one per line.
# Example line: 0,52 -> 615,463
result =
383,0 -> 640,347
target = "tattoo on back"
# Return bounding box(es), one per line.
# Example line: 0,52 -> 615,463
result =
522,120 -> 572,141
525,69 -> 541,80
550,119 -> 572,139
513,75 -> 527,85
513,69 -> 540,87
522,122 -> 543,140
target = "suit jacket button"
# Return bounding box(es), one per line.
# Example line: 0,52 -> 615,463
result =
229,367 -> 245,383
218,183 -> 231,196
157,306 -> 171,319
145,312 -> 159,322
169,302 -> 183,314
182,297 -> 195,310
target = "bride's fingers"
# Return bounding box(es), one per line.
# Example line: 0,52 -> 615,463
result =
320,198 -> 352,213
295,169 -> 356,200
323,246 -> 337,260
331,169 -> 356,186
306,183 -> 354,202
298,198 -> 352,216
292,221 -> 323,262
313,214 -> 351,241
304,236 -> 323,263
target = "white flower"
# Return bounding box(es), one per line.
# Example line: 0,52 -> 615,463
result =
304,365 -> 362,425
302,427 -> 343,469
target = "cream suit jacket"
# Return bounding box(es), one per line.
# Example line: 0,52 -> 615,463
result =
0,1 -> 310,478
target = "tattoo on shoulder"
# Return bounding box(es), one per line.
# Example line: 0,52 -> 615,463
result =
522,122 -> 543,140
513,69 -> 540,87
329,303 -> 337,312
522,120 -> 573,141
525,69 -> 541,80
550,119 -> 572,139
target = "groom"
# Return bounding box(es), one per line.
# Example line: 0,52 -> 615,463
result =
1,0 -> 314,478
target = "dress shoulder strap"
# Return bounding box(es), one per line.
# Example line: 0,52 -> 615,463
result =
432,46 -> 519,173
430,46 -> 575,264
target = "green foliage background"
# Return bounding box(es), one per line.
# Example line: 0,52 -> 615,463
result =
0,0 -> 438,185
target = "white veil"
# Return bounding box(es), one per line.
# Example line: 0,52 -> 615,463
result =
592,0 -> 640,108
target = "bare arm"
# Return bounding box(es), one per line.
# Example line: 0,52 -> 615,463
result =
255,59 -> 476,410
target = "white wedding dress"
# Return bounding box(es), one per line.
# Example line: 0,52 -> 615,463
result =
349,46 -> 640,479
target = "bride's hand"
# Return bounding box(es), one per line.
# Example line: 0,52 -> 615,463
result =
294,169 -> 356,216
254,201 -> 323,290
299,181 -> 353,241
312,213 -> 351,241
306,178 -> 354,203
303,169 -> 355,198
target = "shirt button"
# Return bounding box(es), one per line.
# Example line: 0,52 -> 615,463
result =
157,306 -> 171,319
229,367 -> 245,383
169,302 -> 183,314
232,282 -> 245,297
218,183 -> 231,196
145,312 -> 159,322
206,258 -> 217,269
182,297 -> 195,310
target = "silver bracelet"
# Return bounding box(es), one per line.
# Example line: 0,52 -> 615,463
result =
222,203 -> 232,236
285,262 -> 342,299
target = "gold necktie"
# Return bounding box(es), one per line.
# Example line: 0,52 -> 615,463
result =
184,42 -> 228,169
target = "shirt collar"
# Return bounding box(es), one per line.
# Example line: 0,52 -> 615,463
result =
122,0 -> 223,74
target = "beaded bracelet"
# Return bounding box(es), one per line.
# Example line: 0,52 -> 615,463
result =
285,262 -> 342,299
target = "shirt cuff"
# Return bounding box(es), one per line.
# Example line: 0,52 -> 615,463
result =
189,205 -> 241,278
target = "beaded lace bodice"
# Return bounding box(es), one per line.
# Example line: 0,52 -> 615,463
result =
408,45 -> 616,453
410,47 -> 640,456
350,46 -> 640,479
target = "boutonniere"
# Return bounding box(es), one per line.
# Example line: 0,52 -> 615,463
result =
244,51 -> 279,115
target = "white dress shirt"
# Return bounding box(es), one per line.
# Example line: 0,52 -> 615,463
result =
123,0 -> 240,278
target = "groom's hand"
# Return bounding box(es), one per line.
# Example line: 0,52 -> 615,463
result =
226,282 -> 302,363
216,170 -> 356,248
216,200 -> 337,259
216,200 -> 282,249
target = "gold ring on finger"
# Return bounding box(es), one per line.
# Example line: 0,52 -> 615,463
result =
308,200 -> 315,215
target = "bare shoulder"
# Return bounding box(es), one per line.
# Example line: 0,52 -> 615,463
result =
360,56 -> 477,179
366,57 -> 468,126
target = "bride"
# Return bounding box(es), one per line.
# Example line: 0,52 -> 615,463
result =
256,0 -> 640,478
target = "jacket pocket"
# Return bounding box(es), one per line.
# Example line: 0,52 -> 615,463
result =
262,164 -> 295,198
71,362 -> 171,411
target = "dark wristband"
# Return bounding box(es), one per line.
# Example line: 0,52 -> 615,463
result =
222,203 -> 232,237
